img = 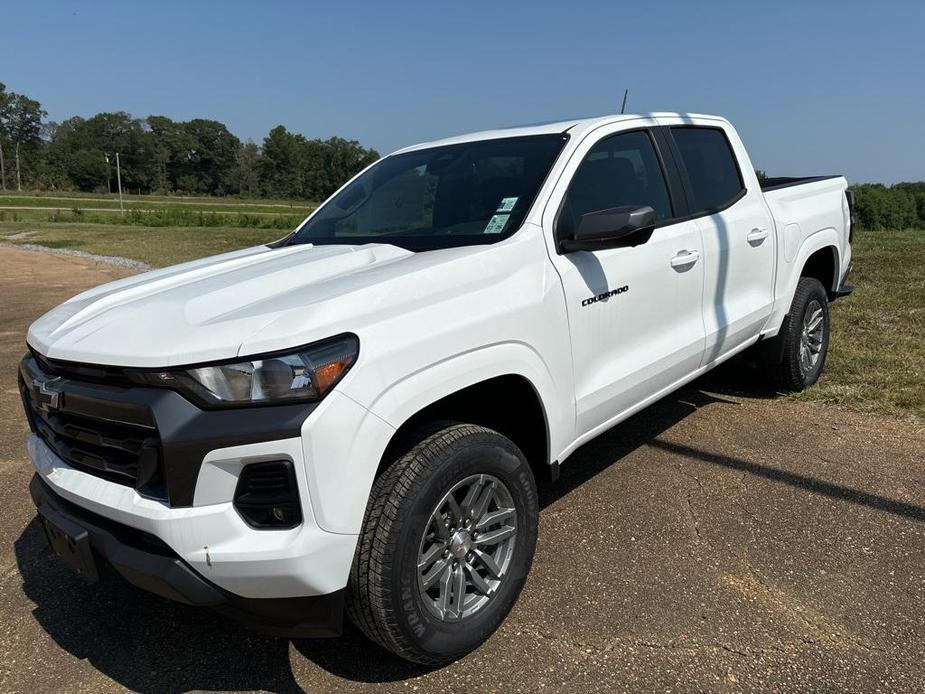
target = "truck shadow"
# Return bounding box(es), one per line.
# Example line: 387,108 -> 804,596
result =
18,358 -> 916,688
14,517 -> 308,692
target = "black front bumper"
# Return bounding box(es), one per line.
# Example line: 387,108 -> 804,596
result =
29,475 -> 344,638
20,352 -> 318,507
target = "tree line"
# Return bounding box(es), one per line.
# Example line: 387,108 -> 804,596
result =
849,182 -> 925,231
0,83 -> 379,201
2,82 -> 924,226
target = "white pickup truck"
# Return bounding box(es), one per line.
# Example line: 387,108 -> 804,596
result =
21,113 -> 853,664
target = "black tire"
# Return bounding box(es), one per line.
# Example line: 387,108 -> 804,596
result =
763,276 -> 831,391
346,423 -> 538,665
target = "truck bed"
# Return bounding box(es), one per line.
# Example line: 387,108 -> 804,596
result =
760,175 -> 842,192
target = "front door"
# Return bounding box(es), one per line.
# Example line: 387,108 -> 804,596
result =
546,127 -> 706,435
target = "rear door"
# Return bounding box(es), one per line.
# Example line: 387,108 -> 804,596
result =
662,122 -> 775,364
543,123 -> 706,435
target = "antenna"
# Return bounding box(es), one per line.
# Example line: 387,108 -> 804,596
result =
620,89 -> 629,114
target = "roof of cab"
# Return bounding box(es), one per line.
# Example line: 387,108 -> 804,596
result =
391,112 -> 727,155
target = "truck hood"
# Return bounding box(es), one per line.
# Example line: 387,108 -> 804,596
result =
28,242 -> 487,367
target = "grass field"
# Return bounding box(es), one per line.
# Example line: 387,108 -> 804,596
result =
1,198 -> 921,419
0,191 -> 316,229
792,228 -> 924,419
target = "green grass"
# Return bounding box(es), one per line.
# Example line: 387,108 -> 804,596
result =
0,189 -> 316,209
1,216 -> 921,419
793,228 -> 925,419
0,191 -> 316,229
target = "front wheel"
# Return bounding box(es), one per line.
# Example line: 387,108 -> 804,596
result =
763,276 -> 831,391
346,423 -> 538,665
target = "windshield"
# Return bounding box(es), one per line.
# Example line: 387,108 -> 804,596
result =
286,134 -> 567,252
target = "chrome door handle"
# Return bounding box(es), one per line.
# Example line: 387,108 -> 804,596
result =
747,227 -> 769,244
670,250 -> 701,269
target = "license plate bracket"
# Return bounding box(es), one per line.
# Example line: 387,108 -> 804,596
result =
38,505 -> 99,583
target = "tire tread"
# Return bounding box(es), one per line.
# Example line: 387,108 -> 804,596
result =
765,276 -> 829,391
346,423 -> 507,664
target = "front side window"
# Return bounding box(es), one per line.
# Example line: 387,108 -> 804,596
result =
559,130 -> 673,236
287,135 -> 566,252
670,127 -> 744,213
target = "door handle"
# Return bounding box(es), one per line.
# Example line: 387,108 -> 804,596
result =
670,250 -> 700,270
747,227 -> 769,244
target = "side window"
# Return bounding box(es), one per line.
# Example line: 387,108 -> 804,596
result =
671,127 -> 744,213
562,130 -> 672,234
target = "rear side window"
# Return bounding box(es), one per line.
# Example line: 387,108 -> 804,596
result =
671,127 -> 744,213
561,130 -> 673,234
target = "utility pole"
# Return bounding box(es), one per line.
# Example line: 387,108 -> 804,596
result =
14,142 -> 21,191
115,152 -> 124,217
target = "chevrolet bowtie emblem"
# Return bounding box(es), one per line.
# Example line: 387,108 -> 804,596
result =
32,376 -> 64,411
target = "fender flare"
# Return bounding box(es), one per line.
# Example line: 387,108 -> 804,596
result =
792,229 -> 841,293
763,227 -> 841,341
366,341 -> 568,455
304,342 -> 569,535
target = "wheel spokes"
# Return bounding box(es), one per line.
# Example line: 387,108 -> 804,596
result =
475,525 -> 516,546
417,473 -> 518,621
451,563 -> 466,618
459,474 -> 485,518
469,482 -> 495,523
421,557 -> 451,589
806,308 -> 824,332
472,548 -> 502,578
418,542 -> 446,571
437,562 -> 454,615
445,494 -> 464,524
475,506 -> 515,530
465,561 -> 492,595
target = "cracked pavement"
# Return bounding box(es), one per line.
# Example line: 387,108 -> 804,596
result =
1,245 -> 924,693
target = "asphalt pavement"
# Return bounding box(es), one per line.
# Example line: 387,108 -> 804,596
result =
1,246 -> 922,693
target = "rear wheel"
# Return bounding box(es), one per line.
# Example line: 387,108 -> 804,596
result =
346,423 -> 538,665
763,277 -> 831,391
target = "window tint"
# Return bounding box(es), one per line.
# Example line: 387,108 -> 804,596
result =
671,127 -> 744,212
287,135 -> 566,252
562,130 -> 672,234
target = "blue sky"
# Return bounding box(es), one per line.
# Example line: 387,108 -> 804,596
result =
3,0 -> 923,183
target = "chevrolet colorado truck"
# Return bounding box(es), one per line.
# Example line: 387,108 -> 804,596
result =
20,113 -> 853,664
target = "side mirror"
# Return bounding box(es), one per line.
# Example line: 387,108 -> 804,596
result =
559,205 -> 656,252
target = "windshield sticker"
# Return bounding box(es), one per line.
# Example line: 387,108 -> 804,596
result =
484,214 -> 510,234
496,197 -> 518,212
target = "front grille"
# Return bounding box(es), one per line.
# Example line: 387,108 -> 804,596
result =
20,355 -> 166,500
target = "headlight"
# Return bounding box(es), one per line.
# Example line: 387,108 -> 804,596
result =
133,334 -> 359,407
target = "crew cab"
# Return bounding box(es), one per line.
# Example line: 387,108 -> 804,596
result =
20,113 -> 853,664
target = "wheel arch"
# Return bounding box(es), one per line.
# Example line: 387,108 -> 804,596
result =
376,373 -> 552,486
799,243 -> 840,298
764,229 -> 842,339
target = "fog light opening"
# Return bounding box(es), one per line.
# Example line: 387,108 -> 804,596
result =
233,460 -> 302,530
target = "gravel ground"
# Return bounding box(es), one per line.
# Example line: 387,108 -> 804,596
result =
1,246 -> 923,693
2,241 -> 152,271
